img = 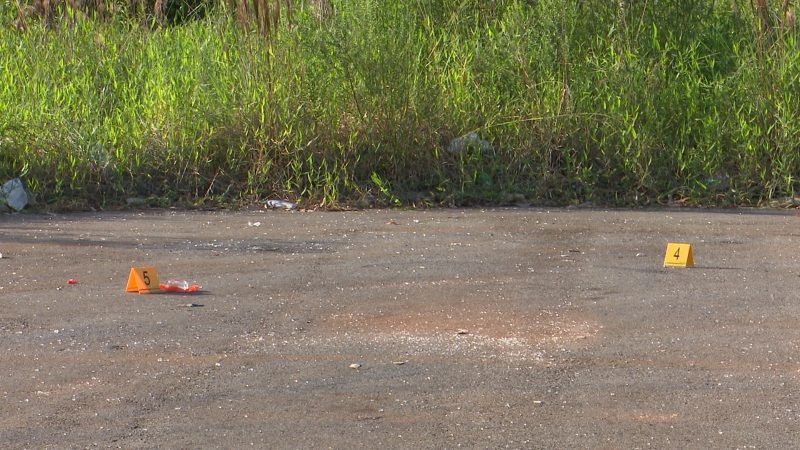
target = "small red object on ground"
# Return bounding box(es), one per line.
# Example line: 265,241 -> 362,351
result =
159,279 -> 201,293
67,279 -> 78,285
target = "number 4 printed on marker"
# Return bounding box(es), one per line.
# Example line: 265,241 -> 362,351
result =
664,243 -> 694,268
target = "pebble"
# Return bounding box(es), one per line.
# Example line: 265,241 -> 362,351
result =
349,363 -> 362,369
456,329 -> 469,335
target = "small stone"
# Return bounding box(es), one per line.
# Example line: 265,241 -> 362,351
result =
349,363 -> 362,369
2,178 -> 29,211
456,329 -> 469,335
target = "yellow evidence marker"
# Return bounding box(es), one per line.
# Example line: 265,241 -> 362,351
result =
126,267 -> 161,293
663,243 -> 694,268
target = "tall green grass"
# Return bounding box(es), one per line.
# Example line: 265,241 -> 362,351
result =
1,0 -> 799,208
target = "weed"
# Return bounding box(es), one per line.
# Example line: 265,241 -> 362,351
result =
1,0 -> 799,208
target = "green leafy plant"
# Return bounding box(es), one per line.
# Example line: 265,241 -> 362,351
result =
2,0 -> 799,209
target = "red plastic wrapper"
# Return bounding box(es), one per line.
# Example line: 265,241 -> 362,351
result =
159,279 -> 201,293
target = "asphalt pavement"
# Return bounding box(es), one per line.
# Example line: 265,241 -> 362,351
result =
1,207 -> 799,448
